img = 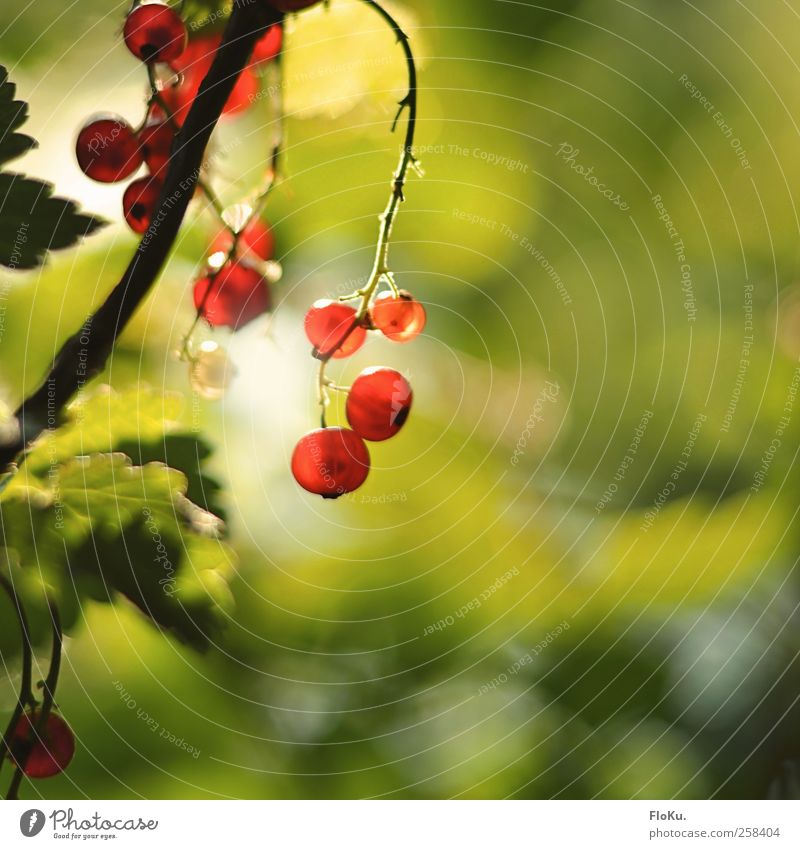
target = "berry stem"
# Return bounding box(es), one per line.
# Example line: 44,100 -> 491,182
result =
353,0 -> 418,321
0,574 -> 36,775
5,599 -> 62,800
0,0 -> 283,474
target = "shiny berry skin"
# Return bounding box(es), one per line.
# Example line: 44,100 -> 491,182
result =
123,2 -> 187,64
211,218 -> 275,262
193,261 -> 271,329
160,35 -> 257,125
8,710 -> 75,779
139,120 -> 174,176
75,116 -> 142,183
252,24 -> 283,64
370,290 -> 427,342
346,367 -> 412,442
291,427 -> 370,498
304,300 -> 366,359
123,176 -> 163,233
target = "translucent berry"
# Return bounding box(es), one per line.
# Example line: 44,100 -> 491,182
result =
190,341 -> 235,400
75,116 -> 142,183
304,300 -> 366,359
123,2 -> 187,64
291,427 -> 370,498
139,120 -> 174,176
193,261 -> 271,329
160,35 -> 257,125
370,290 -> 426,342
8,710 -> 75,779
123,176 -> 163,233
211,218 -> 275,262
346,367 -> 412,442
252,24 -> 283,64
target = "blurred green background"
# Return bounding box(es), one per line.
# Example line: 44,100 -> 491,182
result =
1,0 -> 800,798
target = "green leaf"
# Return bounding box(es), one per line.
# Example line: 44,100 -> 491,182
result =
0,172 -> 105,270
1,453 -> 233,649
0,65 -> 36,166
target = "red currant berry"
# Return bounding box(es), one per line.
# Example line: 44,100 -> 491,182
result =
139,120 -> 174,177
269,0 -> 323,10
210,219 -> 275,262
304,300 -> 366,359
123,2 -> 187,64
193,261 -> 271,329
75,116 -> 142,183
252,24 -> 283,64
346,367 -> 412,442
8,710 -> 75,779
161,36 -> 257,125
370,290 -> 427,342
122,176 -> 163,233
291,427 -> 370,498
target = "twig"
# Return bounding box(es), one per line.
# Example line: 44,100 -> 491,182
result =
0,0 -> 283,473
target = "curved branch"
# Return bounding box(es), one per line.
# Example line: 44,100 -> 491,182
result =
0,0 -> 283,473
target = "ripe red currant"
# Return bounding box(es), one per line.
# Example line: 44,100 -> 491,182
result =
291,427 -> 370,498
210,218 -> 275,262
252,24 -> 283,64
139,119 -> 174,177
346,367 -> 412,442
304,300 -> 366,359
122,176 -> 163,233
193,261 -> 271,329
123,2 -> 187,64
75,116 -> 143,183
8,710 -> 75,779
161,35 -> 257,125
370,290 -> 427,342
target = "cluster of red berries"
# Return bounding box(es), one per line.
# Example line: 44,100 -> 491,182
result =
292,290 -> 426,498
4,710 -> 75,779
73,1 -> 283,235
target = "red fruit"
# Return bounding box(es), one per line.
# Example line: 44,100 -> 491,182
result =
123,2 -> 187,64
123,176 -> 163,233
139,120 -> 174,176
252,24 -> 283,64
304,300 -> 366,360
370,290 -> 427,342
211,219 -> 275,262
269,0 -> 322,10
193,261 -> 270,329
75,116 -> 142,183
291,427 -> 370,498
160,35 -> 257,125
8,710 -> 75,779
346,367 -> 412,442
